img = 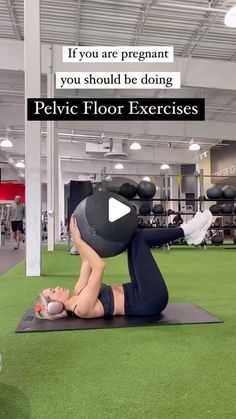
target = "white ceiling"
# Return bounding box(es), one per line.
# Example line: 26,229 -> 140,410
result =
1,0 -> 236,60
0,0 -> 236,180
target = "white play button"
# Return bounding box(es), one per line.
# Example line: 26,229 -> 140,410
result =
109,198 -> 131,222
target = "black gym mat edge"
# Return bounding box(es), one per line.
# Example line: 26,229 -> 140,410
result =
15,303 -> 223,333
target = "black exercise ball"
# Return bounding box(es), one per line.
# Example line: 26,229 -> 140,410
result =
209,204 -> 221,215
206,185 -> 222,200
222,204 -> 233,214
233,236 -> 236,245
73,191 -> 138,257
222,185 -> 236,200
137,181 -> 156,199
119,183 -> 137,199
139,204 -> 151,215
153,204 -> 164,215
94,177 -> 138,195
211,235 -> 224,245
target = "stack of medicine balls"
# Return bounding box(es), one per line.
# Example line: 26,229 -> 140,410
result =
119,180 -> 165,221
207,184 -> 236,245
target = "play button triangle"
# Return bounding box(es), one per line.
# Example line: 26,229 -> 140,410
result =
109,198 -> 131,222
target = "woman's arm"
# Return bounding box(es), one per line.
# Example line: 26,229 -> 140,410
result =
69,217 -> 105,315
74,265 -> 105,316
70,216 -> 105,270
74,260 -> 92,294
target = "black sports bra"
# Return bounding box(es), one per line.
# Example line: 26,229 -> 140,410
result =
97,284 -> 114,317
72,284 -> 114,317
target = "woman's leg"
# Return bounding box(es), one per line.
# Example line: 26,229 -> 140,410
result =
127,227 -> 184,288
127,227 -> 184,281
126,228 -> 184,315
125,212 -> 212,315
135,226 -> 185,248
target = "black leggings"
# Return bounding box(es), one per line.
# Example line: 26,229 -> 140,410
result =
123,227 -> 185,316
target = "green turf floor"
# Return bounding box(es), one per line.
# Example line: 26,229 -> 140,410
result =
0,245 -> 236,419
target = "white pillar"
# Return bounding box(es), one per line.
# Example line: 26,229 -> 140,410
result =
47,70 -> 55,251
24,0 -> 41,276
59,163 -> 65,228
54,131 -> 60,243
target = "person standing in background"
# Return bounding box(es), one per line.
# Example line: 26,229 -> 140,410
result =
8,195 -> 25,249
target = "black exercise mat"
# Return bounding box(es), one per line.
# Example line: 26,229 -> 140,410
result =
15,303 -> 223,333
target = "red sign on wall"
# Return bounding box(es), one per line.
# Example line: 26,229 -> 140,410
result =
0,182 -> 25,203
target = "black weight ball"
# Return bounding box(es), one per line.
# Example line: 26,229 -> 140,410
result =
139,204 -> 151,216
209,204 -> 221,215
211,235 -> 224,245
222,204 -> 233,214
73,191 -> 138,257
153,204 -> 164,215
94,180 -> 120,194
137,181 -> 156,199
222,185 -> 236,200
206,185 -> 222,200
119,183 -> 137,199
94,177 -> 137,195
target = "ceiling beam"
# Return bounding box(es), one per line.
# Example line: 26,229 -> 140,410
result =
5,0 -> 22,40
180,0 -> 229,57
75,0 -> 81,45
131,0 -> 154,46
57,119 -> 236,142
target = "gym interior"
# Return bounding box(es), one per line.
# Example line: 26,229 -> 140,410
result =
0,1 -> 236,418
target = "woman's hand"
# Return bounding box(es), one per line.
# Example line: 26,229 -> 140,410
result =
70,216 -> 81,241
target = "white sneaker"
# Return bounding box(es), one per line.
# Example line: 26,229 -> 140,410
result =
186,210 -> 213,245
182,211 -> 202,237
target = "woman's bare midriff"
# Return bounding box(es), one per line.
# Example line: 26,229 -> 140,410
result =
111,284 -> 125,315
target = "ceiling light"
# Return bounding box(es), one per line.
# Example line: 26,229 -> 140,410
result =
0,139 -> 13,148
224,6 -> 236,27
15,161 -> 25,168
189,143 -> 200,151
130,142 -> 142,150
114,163 -> 124,170
160,163 -> 170,170
143,176 -> 151,181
